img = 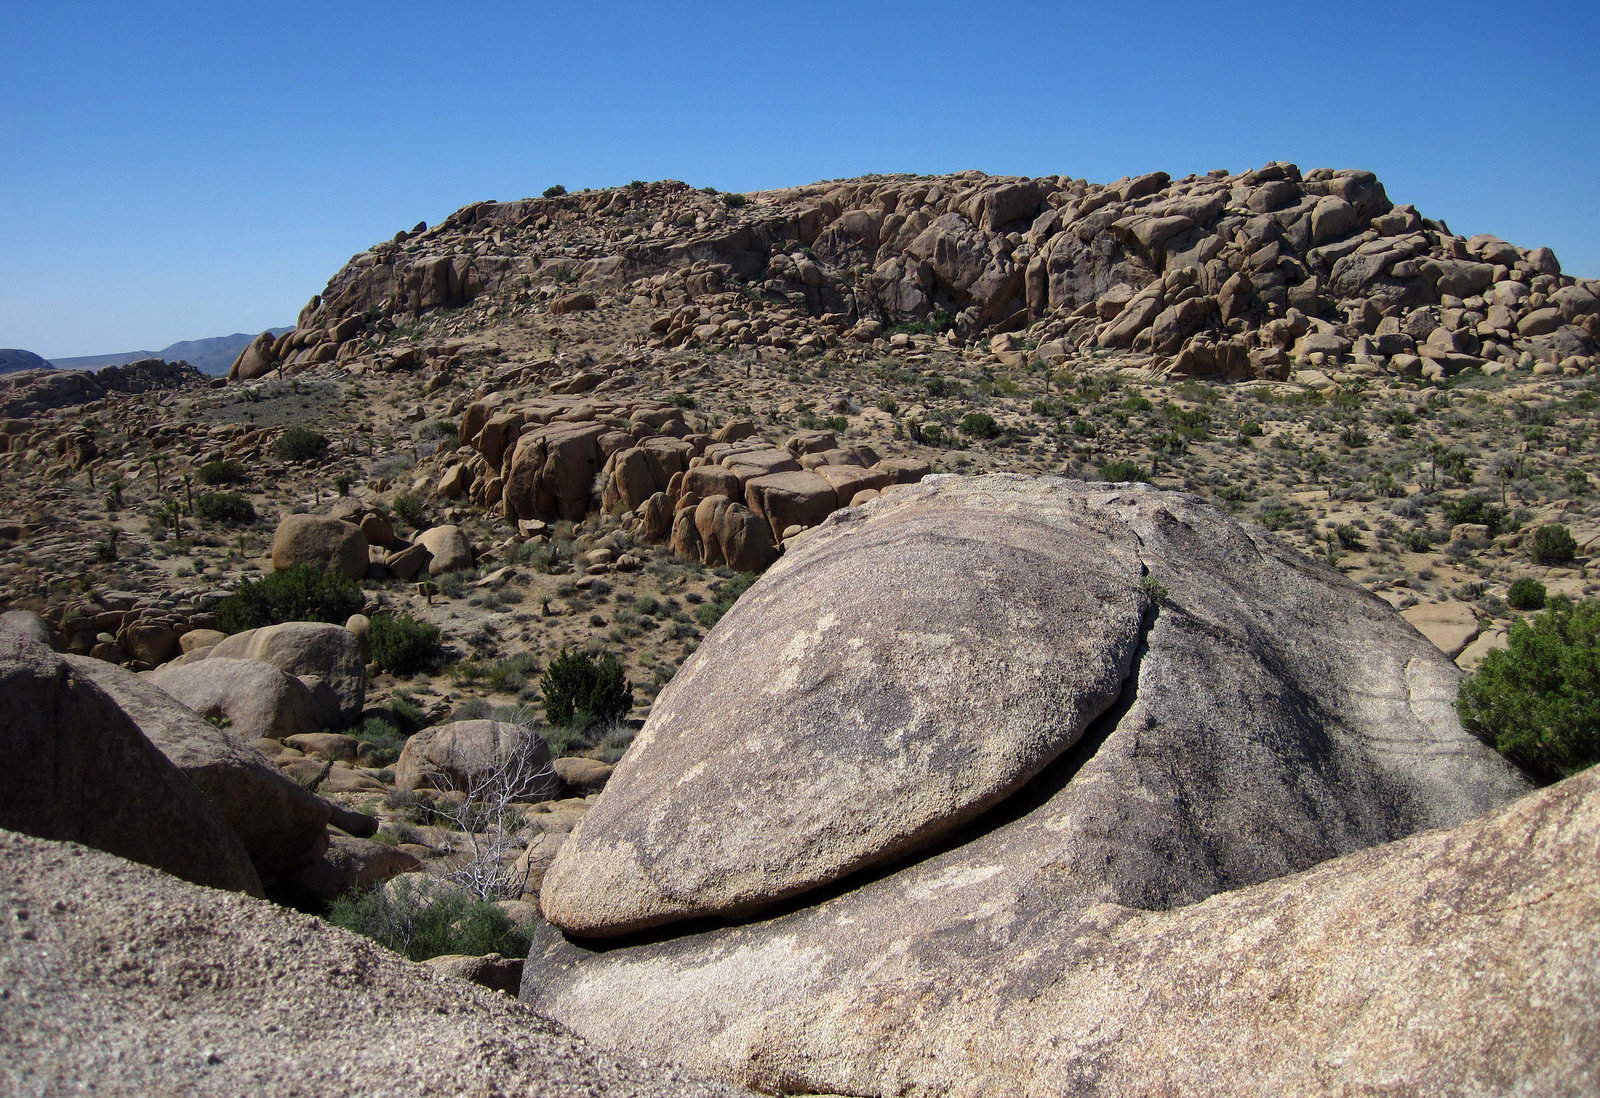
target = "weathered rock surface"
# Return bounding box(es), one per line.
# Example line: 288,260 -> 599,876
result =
527,767 -> 1599,1098
208,621 -> 366,728
269,513 -> 369,580
64,654 -> 331,884
145,657 -> 322,742
541,479 -> 1152,934
0,829 -> 752,1098
541,476 -> 1528,937
526,475 -> 1545,1094
0,617 -> 262,896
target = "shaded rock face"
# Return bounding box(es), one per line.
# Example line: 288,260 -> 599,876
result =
0,616 -> 262,896
64,654 -> 331,885
0,830 -> 753,1098
525,475 -> 1540,1095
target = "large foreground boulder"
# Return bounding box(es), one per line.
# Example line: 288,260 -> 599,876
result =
540,476 -> 1528,937
526,768 -> 1600,1097
0,617 -> 261,896
525,475 -> 1553,1096
65,655 -> 331,884
0,829 -> 751,1098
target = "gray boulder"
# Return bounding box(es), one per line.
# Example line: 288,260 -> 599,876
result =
525,475 -> 1541,1095
0,616 -> 262,896
394,719 -> 559,800
66,655 -> 331,884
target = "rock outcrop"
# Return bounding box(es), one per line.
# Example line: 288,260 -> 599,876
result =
524,476 -> 1552,1095
270,513 -> 369,580
237,167 -> 1597,386
0,828 -> 752,1098
0,615 -> 263,896
207,621 -> 367,729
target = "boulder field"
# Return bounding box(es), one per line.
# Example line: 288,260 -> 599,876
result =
522,476 -> 1594,1096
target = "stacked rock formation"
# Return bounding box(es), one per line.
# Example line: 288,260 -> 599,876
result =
449,393 -> 931,567
234,166 -> 1596,383
516,476 -> 1593,1097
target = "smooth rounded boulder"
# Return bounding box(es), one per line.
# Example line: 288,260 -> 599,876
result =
271,514 -> 369,580
209,621 -> 366,729
146,657 -> 322,742
526,475 -> 1537,1094
541,479 -> 1151,936
395,720 -> 559,801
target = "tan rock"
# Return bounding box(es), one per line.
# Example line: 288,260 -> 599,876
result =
271,514 -> 369,581
1401,600 -> 1481,658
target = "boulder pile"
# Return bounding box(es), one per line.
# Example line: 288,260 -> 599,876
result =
448,394 -> 930,566
518,476 -> 1594,1096
235,166 -> 1597,384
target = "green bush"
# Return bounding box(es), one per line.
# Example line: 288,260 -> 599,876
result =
1099,460 -> 1150,484
215,564 -> 363,633
275,426 -> 329,463
355,715 -> 407,766
194,491 -> 256,524
392,491 -> 427,531
960,412 -> 1000,439
692,571 -> 757,631
325,877 -> 529,962
1531,523 -> 1578,565
1458,597 -> 1600,783
542,184 -> 567,198
539,647 -> 633,731
197,459 -> 247,486
1508,578 -> 1548,611
368,613 -> 442,676
721,192 -> 747,208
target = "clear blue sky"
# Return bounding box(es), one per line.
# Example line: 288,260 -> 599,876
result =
4,0 -> 1596,359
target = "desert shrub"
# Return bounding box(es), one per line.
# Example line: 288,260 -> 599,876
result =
1508,578 -> 1548,611
197,459 -> 247,486
721,191 -> 747,208
1457,597 -> 1600,783
194,491 -> 256,524
274,426 -> 329,463
542,184 -> 567,198
215,564 -> 363,633
392,491 -> 427,531
326,877 -> 529,962
692,571 -> 758,631
1099,460 -> 1149,484
1442,493 -> 1510,536
368,613 -> 442,676
539,647 -> 633,730
355,716 -> 406,766
1531,523 -> 1577,565
960,412 -> 1000,439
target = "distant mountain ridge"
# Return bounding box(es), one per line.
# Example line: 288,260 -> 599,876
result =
48,330 -> 291,376
0,349 -> 53,375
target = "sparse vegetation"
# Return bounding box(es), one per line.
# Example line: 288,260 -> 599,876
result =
326,877 -> 529,961
539,647 -> 634,731
274,426 -> 330,462
194,491 -> 256,524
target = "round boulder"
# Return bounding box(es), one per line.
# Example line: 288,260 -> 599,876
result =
415,524 -> 474,575
395,720 -> 559,801
271,514 -> 369,580
209,622 -> 366,729
146,657 -> 322,742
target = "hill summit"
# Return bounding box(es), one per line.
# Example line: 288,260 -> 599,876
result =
233,164 -> 1595,384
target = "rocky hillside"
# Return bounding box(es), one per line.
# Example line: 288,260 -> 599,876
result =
234,166 -> 1596,384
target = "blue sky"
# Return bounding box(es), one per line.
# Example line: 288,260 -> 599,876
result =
3,1 -> 1596,359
